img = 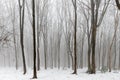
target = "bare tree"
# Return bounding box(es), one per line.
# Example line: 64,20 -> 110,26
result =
89,0 -> 110,74
32,0 -> 37,78
18,0 -> 27,74
78,1 -> 92,72
108,11 -> 119,72
36,0 -> 41,71
71,0 -> 77,74
98,31 -> 102,69
40,0 -> 49,69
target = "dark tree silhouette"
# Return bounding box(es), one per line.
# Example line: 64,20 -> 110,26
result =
32,0 -> 37,79
18,0 -> 27,74
72,0 -> 77,74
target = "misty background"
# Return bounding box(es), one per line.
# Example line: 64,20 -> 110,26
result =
0,0 -> 120,71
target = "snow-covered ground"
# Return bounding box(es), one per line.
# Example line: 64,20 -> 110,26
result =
0,68 -> 120,80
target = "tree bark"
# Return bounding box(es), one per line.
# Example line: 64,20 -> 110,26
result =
32,0 -> 37,78
18,0 -> 27,74
72,0 -> 77,74
36,0 -> 40,71
91,26 -> 97,74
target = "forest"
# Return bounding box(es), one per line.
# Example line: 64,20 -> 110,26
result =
0,0 -> 120,80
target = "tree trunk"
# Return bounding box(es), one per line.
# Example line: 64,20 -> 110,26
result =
90,0 -> 96,74
119,41 -> 120,69
113,34 -> 116,69
36,0 -> 40,71
37,31 -> 40,70
91,26 -> 97,74
87,41 -> 92,73
98,32 -> 102,69
18,0 -> 27,74
43,36 -> 47,69
72,0 -> 77,74
32,0 -> 37,78
80,33 -> 85,69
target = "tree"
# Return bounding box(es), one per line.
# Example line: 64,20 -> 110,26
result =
32,0 -> 37,78
36,0 -> 41,71
63,3 -> 74,69
90,0 -> 110,74
39,0 -> 49,69
18,0 -> 27,74
78,1 -> 92,72
108,11 -> 119,72
90,0 -> 97,73
72,0 -> 77,74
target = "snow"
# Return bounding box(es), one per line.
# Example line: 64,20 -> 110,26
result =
0,68 -> 120,80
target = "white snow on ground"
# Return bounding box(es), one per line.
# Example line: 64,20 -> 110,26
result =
0,68 -> 120,80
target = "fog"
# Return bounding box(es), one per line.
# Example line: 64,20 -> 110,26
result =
0,0 -> 120,73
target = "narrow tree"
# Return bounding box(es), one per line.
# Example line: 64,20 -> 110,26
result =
108,11 -> 119,72
32,0 -> 37,78
36,0 -> 40,71
18,0 -> 27,74
78,1 -> 92,72
72,0 -> 77,74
